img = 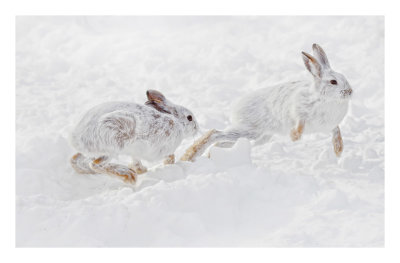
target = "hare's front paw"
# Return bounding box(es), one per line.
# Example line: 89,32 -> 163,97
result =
290,128 -> 302,141
290,121 -> 305,142
129,161 -> 147,175
332,135 -> 343,157
114,167 -> 136,183
134,167 -> 147,175
333,142 -> 343,157
332,126 -> 343,157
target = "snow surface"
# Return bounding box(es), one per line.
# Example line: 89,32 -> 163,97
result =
16,16 -> 384,247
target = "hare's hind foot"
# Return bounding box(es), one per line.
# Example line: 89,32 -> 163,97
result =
332,126 -> 343,157
180,129 -> 218,162
164,154 -> 175,165
90,157 -> 136,183
129,160 -> 147,175
70,153 -> 96,174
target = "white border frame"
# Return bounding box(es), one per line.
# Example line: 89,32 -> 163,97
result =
3,0 -> 398,262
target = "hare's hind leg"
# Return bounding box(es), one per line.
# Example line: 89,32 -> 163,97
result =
129,159 -> 148,174
180,129 -> 219,162
70,153 -> 96,174
180,128 -> 254,162
90,157 -> 136,183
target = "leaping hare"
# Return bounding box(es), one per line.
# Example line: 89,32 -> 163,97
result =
181,44 -> 352,162
70,90 -> 199,183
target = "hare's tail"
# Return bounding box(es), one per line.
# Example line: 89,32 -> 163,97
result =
180,128 -> 256,162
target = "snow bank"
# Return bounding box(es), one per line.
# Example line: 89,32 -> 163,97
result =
16,16 -> 384,247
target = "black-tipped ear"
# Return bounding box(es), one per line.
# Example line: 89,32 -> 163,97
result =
145,90 -> 171,114
312,43 -> 330,68
146,90 -> 166,103
302,51 -> 322,78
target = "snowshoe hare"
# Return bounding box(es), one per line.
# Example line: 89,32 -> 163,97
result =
181,44 -> 352,161
70,90 -> 198,183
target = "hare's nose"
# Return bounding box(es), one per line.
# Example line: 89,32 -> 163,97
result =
347,88 -> 353,96
343,88 -> 352,96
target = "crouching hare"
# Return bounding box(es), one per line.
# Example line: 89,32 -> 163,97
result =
181,44 -> 352,162
70,90 -> 198,183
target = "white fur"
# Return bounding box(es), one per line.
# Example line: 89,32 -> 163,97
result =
185,44 -> 352,159
231,80 -> 350,136
70,92 -> 198,162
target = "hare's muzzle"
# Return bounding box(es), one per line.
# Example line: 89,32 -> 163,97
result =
347,88 -> 353,96
341,88 -> 353,98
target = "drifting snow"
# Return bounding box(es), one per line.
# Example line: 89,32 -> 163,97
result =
16,16 -> 384,247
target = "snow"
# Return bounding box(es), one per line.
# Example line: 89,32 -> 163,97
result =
16,16 -> 384,247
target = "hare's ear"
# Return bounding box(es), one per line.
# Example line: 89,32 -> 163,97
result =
302,51 -> 322,78
312,43 -> 330,68
145,90 -> 172,114
146,90 -> 166,103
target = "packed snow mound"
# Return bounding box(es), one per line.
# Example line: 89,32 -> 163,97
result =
16,16 -> 384,247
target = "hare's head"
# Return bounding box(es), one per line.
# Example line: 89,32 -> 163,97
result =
302,44 -> 352,100
145,90 -> 199,137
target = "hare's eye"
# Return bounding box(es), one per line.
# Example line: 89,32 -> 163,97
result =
187,115 -> 193,121
330,80 -> 337,85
